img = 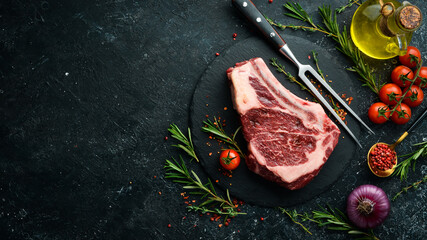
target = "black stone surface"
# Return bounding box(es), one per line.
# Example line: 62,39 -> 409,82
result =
1,0 -> 426,239
190,36 -> 359,207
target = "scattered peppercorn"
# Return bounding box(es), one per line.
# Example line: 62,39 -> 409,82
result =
260,217 -> 264,221
232,33 -> 237,38
168,224 -> 171,228
268,0 -> 273,3
216,52 -> 220,56
164,136 -> 168,140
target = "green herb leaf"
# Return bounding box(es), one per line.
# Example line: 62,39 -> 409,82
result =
164,156 -> 246,218
168,124 -> 200,162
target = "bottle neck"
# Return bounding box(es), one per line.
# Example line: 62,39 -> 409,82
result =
379,3 -> 421,37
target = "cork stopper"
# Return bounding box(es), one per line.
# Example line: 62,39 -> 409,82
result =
399,5 -> 422,30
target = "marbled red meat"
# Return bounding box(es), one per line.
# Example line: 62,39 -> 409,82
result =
227,58 -> 340,190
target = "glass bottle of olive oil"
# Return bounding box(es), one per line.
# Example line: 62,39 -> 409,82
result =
350,0 -> 422,59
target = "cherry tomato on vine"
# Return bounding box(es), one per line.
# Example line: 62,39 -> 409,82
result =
368,102 -> 390,124
390,103 -> 412,125
399,46 -> 421,68
379,83 -> 402,105
403,85 -> 424,107
391,65 -> 414,88
219,149 -> 240,170
414,66 -> 427,88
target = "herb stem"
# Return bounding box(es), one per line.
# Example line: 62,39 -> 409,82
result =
386,59 -> 424,118
279,208 -> 313,235
336,0 -> 361,14
392,175 -> 427,201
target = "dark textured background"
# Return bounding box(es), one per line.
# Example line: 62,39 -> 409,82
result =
0,0 -> 426,239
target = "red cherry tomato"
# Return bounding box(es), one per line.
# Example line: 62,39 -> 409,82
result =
379,83 -> 402,105
414,66 -> 427,88
368,102 -> 390,124
391,65 -> 414,88
399,46 -> 421,68
403,85 -> 424,107
219,149 -> 241,170
390,103 -> 412,125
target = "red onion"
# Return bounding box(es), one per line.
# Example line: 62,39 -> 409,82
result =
347,184 -> 390,229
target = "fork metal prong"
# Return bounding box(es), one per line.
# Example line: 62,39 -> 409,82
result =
279,44 -> 364,147
298,71 -> 363,148
306,67 -> 375,135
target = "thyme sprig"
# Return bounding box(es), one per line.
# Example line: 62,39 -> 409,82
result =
311,50 -> 325,80
279,208 -> 313,235
392,175 -> 427,201
311,50 -> 348,120
202,117 -> 246,159
336,0 -> 361,14
164,156 -> 246,219
276,2 -> 381,94
270,58 -> 309,92
266,17 -> 333,36
393,141 -> 427,180
279,206 -> 378,240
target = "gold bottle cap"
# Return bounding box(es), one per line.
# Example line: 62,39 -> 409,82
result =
399,5 -> 422,30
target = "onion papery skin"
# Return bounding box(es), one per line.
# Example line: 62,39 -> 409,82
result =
347,184 -> 390,229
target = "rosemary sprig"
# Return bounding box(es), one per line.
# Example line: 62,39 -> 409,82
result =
164,156 -> 246,219
283,2 -> 317,29
278,2 -> 381,94
393,141 -> 427,180
168,124 -> 199,162
312,206 -> 378,240
318,5 -> 381,94
202,117 -> 246,159
280,206 -> 378,239
281,3 -> 337,38
392,175 -> 427,201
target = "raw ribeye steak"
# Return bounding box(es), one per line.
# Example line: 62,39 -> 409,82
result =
226,58 -> 340,190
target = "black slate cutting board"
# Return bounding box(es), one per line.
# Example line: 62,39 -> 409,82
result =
190,36 -> 361,207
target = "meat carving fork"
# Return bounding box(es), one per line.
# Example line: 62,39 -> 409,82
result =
232,0 -> 374,148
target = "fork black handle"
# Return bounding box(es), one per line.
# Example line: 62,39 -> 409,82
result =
232,0 -> 286,49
